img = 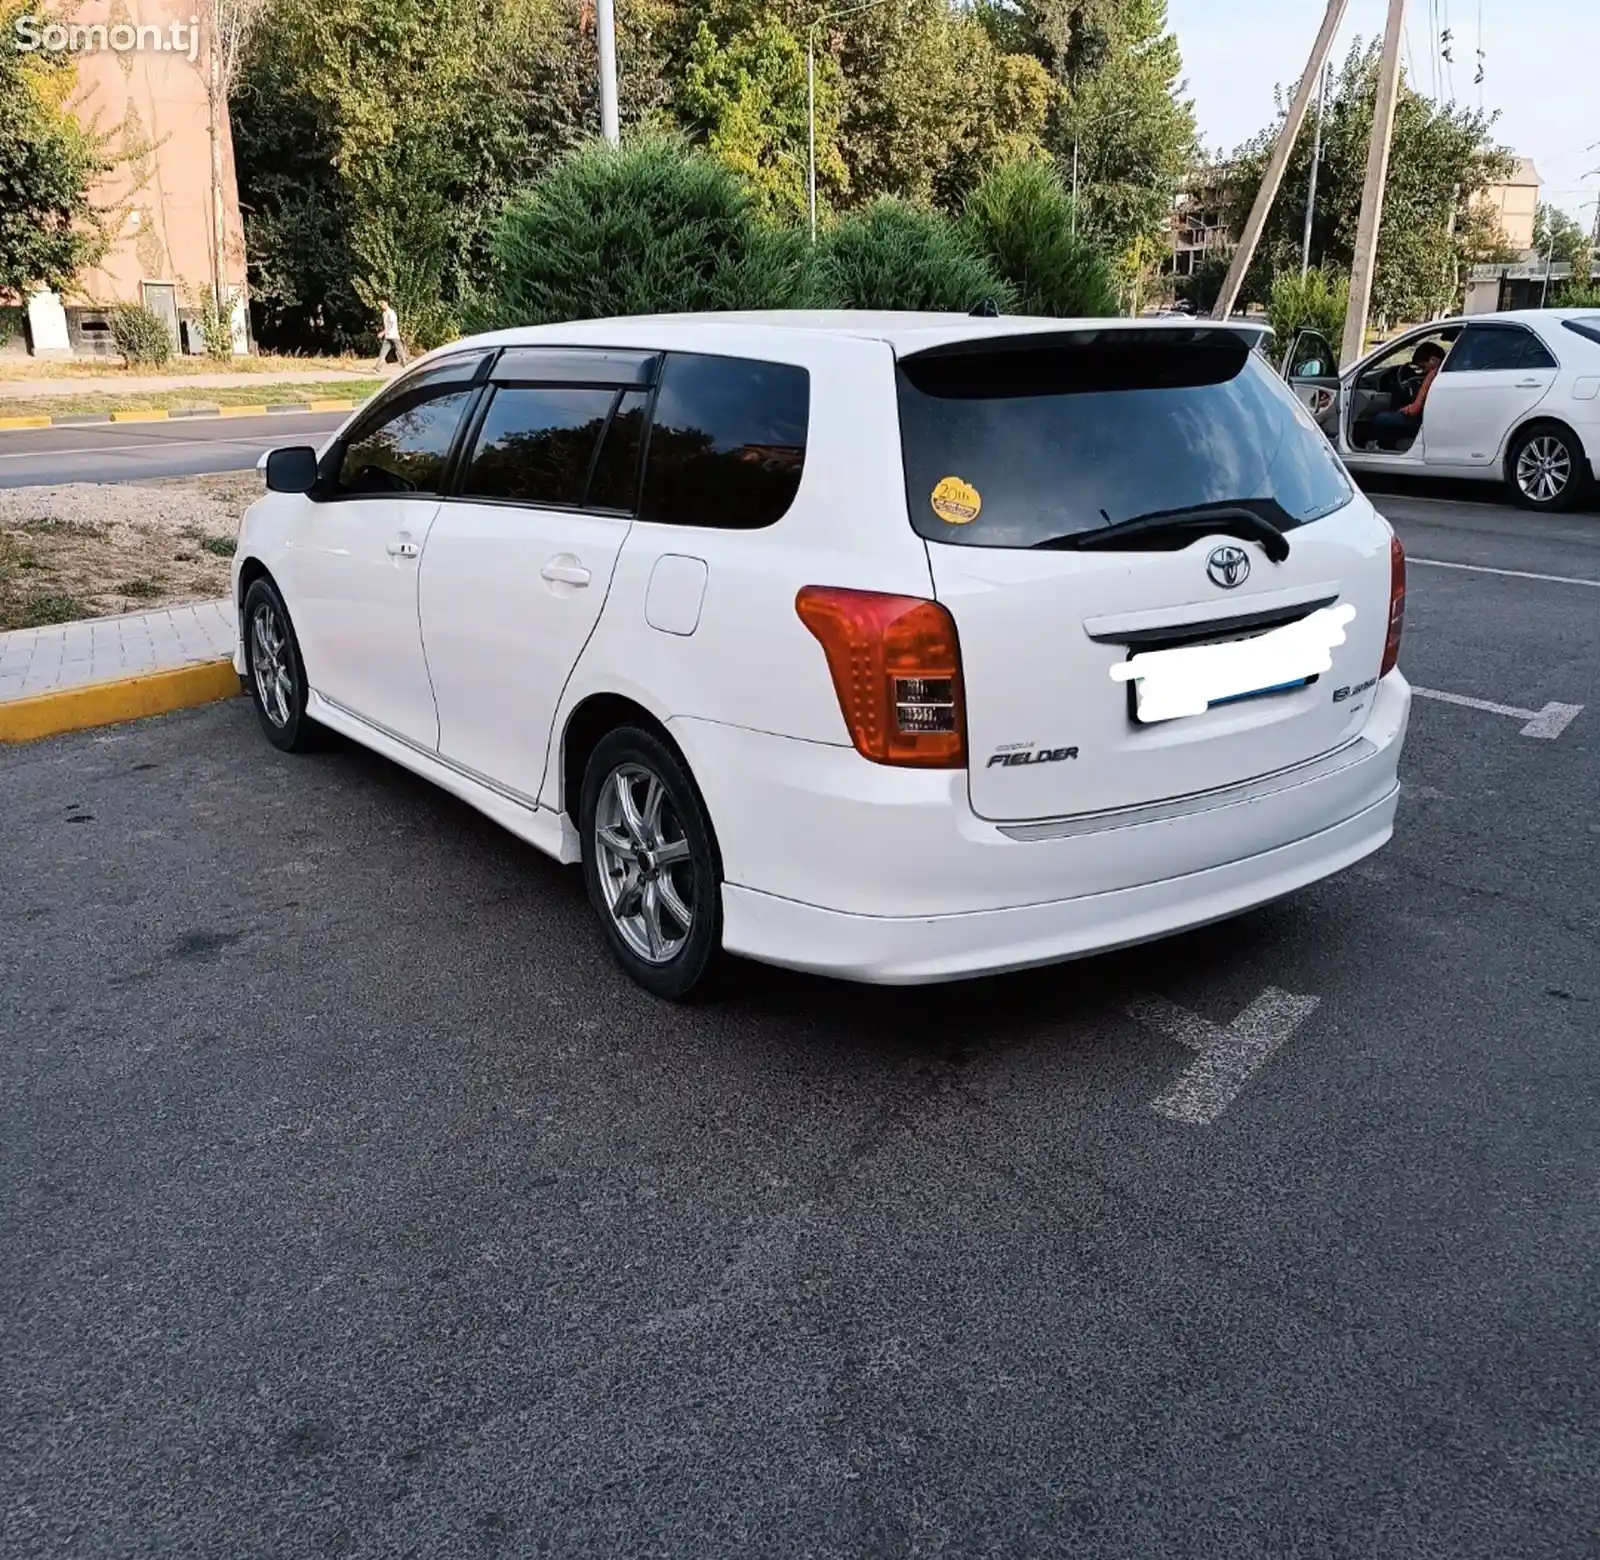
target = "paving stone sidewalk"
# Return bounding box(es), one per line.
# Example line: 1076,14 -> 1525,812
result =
0,367 -> 389,401
0,599 -> 234,703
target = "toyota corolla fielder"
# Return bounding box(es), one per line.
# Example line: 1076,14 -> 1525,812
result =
235,312 -> 1411,999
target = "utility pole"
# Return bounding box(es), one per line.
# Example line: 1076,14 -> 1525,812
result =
1301,63 -> 1332,276
1212,0 -> 1349,319
596,0 -> 620,145
1340,0 -> 1409,367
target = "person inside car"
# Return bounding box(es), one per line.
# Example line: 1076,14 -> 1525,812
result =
1370,341 -> 1447,450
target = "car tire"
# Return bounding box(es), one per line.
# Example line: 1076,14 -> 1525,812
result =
580,726 -> 725,1002
241,576 -> 317,753
1506,423 -> 1588,512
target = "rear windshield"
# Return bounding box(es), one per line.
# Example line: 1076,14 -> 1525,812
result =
896,331 -> 1353,548
1563,317 -> 1600,347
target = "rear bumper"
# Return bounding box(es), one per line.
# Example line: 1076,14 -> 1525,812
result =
722,787 -> 1396,984
674,672 -> 1409,985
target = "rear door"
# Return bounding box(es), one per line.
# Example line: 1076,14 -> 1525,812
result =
1422,323 -> 1557,467
418,349 -> 654,798
896,328 -> 1396,823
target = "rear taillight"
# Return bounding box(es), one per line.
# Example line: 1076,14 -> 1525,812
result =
1381,533 -> 1406,677
795,587 -> 966,768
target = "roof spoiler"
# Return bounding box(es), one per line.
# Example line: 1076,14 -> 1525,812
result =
900,321 -> 1272,364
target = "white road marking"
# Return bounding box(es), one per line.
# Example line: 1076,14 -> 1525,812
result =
1411,558 -> 1600,589
1130,988 -> 1320,1126
0,434 -> 290,462
1411,686 -> 1584,740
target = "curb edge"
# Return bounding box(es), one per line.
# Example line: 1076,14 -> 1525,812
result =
0,659 -> 242,745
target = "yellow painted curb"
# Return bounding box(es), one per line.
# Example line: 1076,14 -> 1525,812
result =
108,408 -> 171,422
218,404 -> 272,418
307,398 -> 356,411
0,659 -> 241,745
0,414 -> 52,431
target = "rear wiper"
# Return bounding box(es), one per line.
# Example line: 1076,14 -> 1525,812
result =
1033,502 -> 1292,563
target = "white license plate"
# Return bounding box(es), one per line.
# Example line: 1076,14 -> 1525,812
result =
1113,605 -> 1357,725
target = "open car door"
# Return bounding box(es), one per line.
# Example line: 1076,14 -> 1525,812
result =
1282,327 -> 1342,442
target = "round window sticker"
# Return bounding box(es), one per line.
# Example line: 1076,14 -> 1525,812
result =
930,476 -> 981,526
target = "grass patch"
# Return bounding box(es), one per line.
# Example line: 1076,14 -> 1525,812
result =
0,592 -> 88,631
114,576 -> 167,599
0,379 -> 383,419
200,535 -> 237,557
0,353 -> 372,382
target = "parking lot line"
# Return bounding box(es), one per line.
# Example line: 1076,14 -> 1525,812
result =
1411,686 -> 1584,740
1131,988 -> 1321,1126
1411,558 -> 1600,589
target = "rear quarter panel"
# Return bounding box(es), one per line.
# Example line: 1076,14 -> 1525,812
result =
546,333 -> 934,812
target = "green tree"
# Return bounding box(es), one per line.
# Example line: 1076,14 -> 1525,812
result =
828,0 -> 1054,214
676,16 -> 846,222
809,198 -> 1012,311
962,156 -> 1117,316
1266,266 -> 1350,346
984,0 -> 1197,261
477,136 -> 811,327
1225,40 -> 1514,324
0,1 -> 112,296
1534,204 -> 1595,300
234,0 -> 677,351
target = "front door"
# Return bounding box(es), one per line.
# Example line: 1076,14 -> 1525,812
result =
419,367 -> 652,799
1422,322 -> 1558,468
293,361 -> 484,746
1283,327 -> 1342,441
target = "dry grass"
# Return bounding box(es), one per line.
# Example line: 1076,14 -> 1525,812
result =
0,471 -> 260,632
0,380 -> 383,419
0,353 -> 373,382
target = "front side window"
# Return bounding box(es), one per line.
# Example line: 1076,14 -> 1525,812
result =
459,386 -> 616,507
334,389 -> 476,497
896,330 -> 1353,550
640,353 -> 809,530
1290,331 -> 1336,378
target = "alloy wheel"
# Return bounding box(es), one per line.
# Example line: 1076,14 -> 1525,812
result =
1515,436 -> 1572,505
592,763 -> 695,965
250,599 -> 295,728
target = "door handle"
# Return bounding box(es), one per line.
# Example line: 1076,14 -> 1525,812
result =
1514,378 -> 1544,389
386,539 -> 420,558
541,560 -> 591,587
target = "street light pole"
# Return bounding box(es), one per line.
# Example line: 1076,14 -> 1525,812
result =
807,42 -> 817,243
596,0 -> 620,145
1301,63 -> 1332,277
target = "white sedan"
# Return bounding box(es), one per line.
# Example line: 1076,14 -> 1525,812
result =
235,313 -> 1409,999
1282,309 -> 1600,510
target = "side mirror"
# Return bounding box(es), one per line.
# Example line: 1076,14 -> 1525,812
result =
264,445 -> 320,495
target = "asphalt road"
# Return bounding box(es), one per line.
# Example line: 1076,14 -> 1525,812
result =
0,411 -> 348,488
2,500 -> 1596,1558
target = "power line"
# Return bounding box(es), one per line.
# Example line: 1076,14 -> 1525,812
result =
1474,0 -> 1485,111
1440,0 -> 1455,102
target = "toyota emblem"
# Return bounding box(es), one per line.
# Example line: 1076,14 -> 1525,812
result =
1206,545 -> 1251,589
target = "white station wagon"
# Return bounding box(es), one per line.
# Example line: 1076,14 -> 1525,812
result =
236,313 -> 1411,999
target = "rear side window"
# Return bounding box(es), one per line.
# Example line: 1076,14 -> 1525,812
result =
1443,326 -> 1538,373
896,331 -> 1352,549
1563,317 -> 1600,347
1520,334 -> 1558,370
640,353 -> 809,530
460,386 -> 615,507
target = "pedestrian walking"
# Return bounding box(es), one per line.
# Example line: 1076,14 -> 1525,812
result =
374,299 -> 409,371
